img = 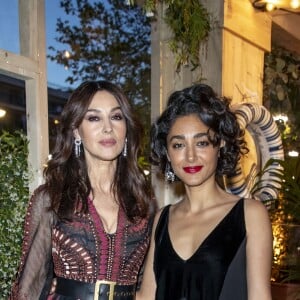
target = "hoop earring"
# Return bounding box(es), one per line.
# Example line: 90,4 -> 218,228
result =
122,138 -> 127,157
74,138 -> 82,158
165,162 -> 175,182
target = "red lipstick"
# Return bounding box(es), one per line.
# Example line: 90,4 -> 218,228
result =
183,166 -> 203,174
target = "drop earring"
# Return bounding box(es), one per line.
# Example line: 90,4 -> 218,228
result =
74,138 -> 82,157
122,138 -> 127,157
165,162 -> 175,182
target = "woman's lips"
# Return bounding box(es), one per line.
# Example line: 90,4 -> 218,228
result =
99,139 -> 116,146
183,166 -> 203,174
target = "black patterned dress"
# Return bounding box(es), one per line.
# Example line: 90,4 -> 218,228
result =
9,187 -> 151,300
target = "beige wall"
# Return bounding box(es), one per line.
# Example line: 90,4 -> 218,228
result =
151,0 -> 272,207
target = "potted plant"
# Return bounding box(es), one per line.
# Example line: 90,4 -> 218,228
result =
130,0 -> 212,72
252,156 -> 300,300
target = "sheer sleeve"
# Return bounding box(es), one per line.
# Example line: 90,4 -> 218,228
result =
9,186 -> 56,300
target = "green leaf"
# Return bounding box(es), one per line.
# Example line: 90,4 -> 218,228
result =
0,130 -> 30,298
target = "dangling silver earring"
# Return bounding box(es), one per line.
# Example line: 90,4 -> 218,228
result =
74,138 -> 82,157
165,162 -> 175,182
122,138 -> 127,157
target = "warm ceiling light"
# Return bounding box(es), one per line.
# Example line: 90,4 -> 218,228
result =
266,2 -> 276,10
290,0 -> 300,8
0,108 -> 6,118
251,0 -> 300,11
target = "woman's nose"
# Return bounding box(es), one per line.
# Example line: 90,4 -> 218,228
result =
186,146 -> 196,162
102,119 -> 112,133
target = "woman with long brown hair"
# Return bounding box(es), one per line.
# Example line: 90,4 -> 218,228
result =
10,80 -> 153,300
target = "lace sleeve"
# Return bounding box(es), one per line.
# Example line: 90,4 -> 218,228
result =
9,186 -> 55,300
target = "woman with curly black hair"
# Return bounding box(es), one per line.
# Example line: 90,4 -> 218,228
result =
10,80 -> 153,300
137,84 -> 272,300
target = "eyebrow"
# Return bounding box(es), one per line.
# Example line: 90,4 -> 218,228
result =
86,106 -> 122,113
169,132 -> 208,142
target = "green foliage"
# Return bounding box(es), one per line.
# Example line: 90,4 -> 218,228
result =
0,131 -> 30,298
252,157 -> 300,222
263,47 -> 300,155
252,157 -> 300,283
264,47 -> 300,109
48,0 -> 151,105
250,158 -> 283,209
143,0 -> 211,72
49,0 -> 151,166
262,46 -> 300,285
163,0 -> 211,71
272,157 -> 300,224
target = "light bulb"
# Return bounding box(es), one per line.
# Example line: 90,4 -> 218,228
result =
0,109 -> 6,118
288,150 -> 299,157
63,50 -> 71,59
266,2 -> 276,10
290,0 -> 300,8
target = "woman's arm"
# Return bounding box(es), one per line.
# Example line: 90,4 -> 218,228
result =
136,209 -> 163,300
9,187 -> 55,300
245,199 -> 273,300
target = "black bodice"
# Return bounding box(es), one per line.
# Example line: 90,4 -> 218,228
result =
154,199 -> 247,300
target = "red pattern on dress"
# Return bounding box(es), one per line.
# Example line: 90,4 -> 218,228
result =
9,189 -> 151,299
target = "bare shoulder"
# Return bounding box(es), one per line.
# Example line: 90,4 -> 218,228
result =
243,198 -> 271,228
244,198 -> 269,214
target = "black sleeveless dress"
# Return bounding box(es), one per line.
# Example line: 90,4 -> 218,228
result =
154,199 -> 247,300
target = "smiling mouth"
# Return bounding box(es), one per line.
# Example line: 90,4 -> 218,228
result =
183,166 -> 203,174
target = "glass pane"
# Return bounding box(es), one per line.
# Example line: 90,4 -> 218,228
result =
0,0 -> 19,54
45,1 -> 74,89
0,74 -> 26,132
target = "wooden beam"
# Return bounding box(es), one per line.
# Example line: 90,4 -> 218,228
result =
0,49 -> 39,78
19,0 -> 49,191
224,0 -> 272,52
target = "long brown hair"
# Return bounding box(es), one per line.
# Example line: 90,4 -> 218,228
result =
43,80 -> 150,221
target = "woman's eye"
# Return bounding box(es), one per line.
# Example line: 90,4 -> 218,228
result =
197,140 -> 210,147
172,143 -> 183,149
87,115 -> 100,122
111,113 -> 123,120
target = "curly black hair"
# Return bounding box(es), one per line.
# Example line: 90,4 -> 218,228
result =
151,83 -> 248,178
